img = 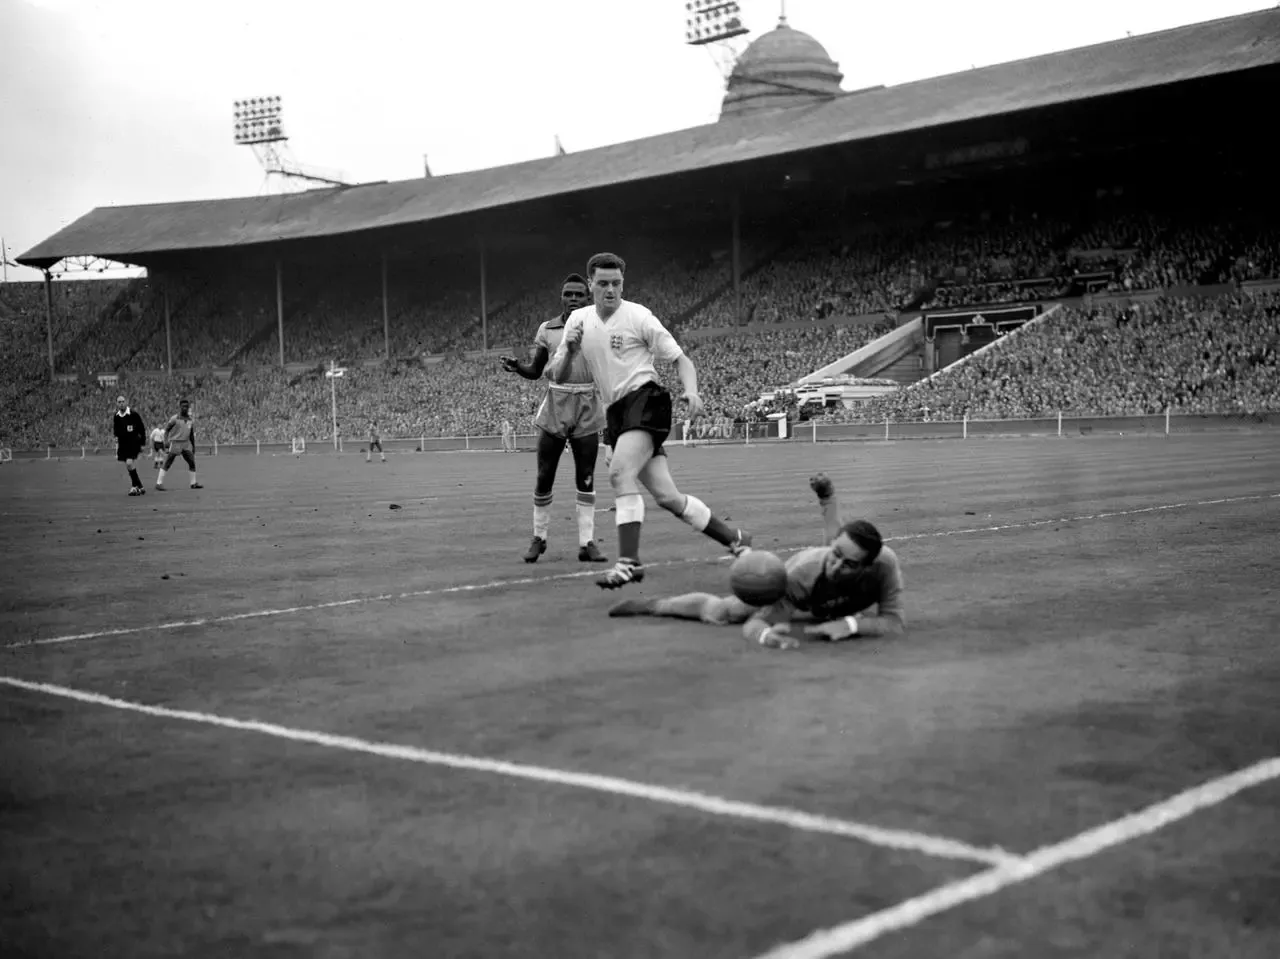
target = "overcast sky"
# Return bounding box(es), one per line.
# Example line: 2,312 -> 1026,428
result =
1,0 -> 1270,282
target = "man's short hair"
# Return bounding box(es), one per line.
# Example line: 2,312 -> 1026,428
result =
586,252 -> 626,277
180,398 -> 190,406
840,519 -> 884,563
116,395 -> 127,403
562,273 -> 587,289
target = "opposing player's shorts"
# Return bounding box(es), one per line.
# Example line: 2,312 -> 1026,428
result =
117,445 -> 143,463
166,440 -> 194,456
369,440 -> 383,452
605,381 -> 671,455
536,384 -> 605,439
152,441 -> 165,453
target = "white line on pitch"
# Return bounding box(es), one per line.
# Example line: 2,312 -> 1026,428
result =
6,492 -> 1274,650
751,756 -> 1280,959
0,676 -> 1016,867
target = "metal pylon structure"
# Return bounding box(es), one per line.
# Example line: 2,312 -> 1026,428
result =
234,96 -> 350,194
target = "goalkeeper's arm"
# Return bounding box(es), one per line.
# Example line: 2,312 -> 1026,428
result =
810,472 -> 840,543
742,601 -> 800,648
855,564 -> 906,637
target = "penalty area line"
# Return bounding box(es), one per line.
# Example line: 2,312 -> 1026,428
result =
752,756 -> 1280,959
6,492 -> 1275,650
0,675 -> 1015,867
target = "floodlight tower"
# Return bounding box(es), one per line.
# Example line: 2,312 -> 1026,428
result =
233,96 -> 350,192
685,0 -> 751,81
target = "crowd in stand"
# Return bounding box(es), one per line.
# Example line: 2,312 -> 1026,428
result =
838,291 -> 1280,423
681,323 -> 894,420
3,202 -> 1279,450
17,209 -> 1275,374
1,319 -> 894,447
19,283 -> 1280,449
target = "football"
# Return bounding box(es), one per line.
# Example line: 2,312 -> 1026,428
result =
729,550 -> 788,607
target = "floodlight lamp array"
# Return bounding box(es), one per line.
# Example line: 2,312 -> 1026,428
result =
685,0 -> 747,45
233,96 -> 286,144
234,96 -> 282,119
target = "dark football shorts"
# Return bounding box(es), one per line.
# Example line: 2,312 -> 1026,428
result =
605,381 -> 672,456
117,446 -> 143,463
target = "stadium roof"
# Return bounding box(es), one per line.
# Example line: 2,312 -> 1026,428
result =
19,7 -> 1280,269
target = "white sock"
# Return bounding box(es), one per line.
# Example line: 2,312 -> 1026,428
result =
576,489 -> 596,546
533,503 -> 551,540
190,471 -> 198,486
679,495 -> 712,531
157,468 -> 167,485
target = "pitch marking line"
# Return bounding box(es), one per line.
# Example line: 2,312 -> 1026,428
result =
0,676 -> 1015,867
753,756 -> 1280,958
6,492 -> 1275,650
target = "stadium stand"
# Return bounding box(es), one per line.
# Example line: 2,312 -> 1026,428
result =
3,214 -> 1279,449
6,9 -> 1279,450
838,291 -> 1280,423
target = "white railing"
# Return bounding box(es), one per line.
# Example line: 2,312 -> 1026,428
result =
10,409 -> 1279,459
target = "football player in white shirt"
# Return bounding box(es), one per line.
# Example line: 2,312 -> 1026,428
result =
548,252 -> 751,589
149,424 -> 167,469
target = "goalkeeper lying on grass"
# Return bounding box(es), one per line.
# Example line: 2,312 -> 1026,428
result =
609,473 -> 905,649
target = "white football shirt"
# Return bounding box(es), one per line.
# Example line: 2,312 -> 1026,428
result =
558,300 -> 684,407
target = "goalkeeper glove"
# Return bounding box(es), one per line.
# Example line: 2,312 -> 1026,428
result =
809,473 -> 835,501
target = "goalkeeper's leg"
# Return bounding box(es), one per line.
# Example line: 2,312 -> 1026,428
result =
608,593 -> 754,624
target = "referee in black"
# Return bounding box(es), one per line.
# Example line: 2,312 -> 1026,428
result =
113,394 -> 147,496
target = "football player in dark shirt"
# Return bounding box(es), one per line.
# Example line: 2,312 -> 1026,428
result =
156,399 -> 203,491
609,474 -> 905,649
501,273 -> 607,563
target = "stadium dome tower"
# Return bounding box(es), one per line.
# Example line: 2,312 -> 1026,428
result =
719,12 -> 843,120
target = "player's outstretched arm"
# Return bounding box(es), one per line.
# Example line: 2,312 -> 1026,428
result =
810,473 -> 840,543
502,344 -> 550,380
742,603 -> 800,650
858,566 -> 906,636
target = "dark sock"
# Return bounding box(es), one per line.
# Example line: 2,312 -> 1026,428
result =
618,522 -> 642,564
128,469 -> 141,486
702,514 -> 737,547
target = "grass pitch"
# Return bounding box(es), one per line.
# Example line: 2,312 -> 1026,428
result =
2,432 -> 1279,958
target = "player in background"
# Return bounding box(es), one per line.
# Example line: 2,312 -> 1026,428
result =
501,273 -> 607,563
500,419 -> 517,453
609,473 -> 905,648
113,395 -> 147,496
548,252 -> 750,588
149,424 -> 167,469
156,399 -> 203,491
367,421 -> 385,463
